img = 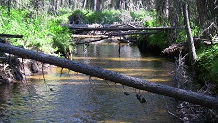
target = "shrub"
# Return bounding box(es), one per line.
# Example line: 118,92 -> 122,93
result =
196,45 -> 218,84
0,6 -> 72,54
68,9 -> 149,24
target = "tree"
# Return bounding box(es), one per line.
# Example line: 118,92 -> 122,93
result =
94,0 -> 97,10
183,1 -> 197,64
82,0 -> 87,9
196,0 -> 218,39
96,0 -> 103,11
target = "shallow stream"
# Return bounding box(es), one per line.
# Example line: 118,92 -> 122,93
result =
0,43 -> 178,123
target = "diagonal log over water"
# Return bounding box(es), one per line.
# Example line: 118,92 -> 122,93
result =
0,43 -> 217,109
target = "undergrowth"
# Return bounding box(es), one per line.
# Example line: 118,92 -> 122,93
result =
0,6 -> 72,55
68,9 -> 149,24
196,44 -> 218,85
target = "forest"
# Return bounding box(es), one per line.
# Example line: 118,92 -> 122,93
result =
0,0 -> 218,122
0,0 -> 217,85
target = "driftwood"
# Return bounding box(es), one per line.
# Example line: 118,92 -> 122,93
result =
162,38 -> 218,55
162,42 -> 186,54
0,42 -> 218,109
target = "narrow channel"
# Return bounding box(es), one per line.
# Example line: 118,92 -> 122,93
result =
0,43 -> 179,122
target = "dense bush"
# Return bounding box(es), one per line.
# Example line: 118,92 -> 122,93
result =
196,45 -> 218,84
0,6 -> 72,54
136,11 -> 169,51
68,9 -> 149,24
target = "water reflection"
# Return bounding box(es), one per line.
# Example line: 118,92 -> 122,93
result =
0,43 -> 178,123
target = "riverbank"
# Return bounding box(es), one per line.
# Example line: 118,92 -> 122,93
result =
135,33 -> 218,122
0,54 -> 49,84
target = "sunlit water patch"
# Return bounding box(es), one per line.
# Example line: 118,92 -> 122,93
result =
0,43 -> 178,123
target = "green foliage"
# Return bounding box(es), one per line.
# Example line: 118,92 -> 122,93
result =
130,9 -> 150,21
176,20 -> 200,43
0,6 -> 72,54
147,32 -> 169,49
68,9 -> 149,24
191,21 -> 201,37
196,45 -> 218,83
176,30 -> 187,43
141,12 -> 158,27
82,9 -> 121,24
68,9 -> 87,23
136,11 -> 168,50
49,19 -> 72,56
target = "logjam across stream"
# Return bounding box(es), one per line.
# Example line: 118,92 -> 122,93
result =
0,42 -> 218,109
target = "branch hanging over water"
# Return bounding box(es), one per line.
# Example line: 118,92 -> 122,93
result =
0,42 -> 217,109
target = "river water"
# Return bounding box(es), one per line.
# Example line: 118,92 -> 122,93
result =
0,43 -> 178,123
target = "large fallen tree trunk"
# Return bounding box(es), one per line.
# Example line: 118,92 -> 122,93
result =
71,31 -> 158,38
0,42 -> 217,109
70,26 -> 182,31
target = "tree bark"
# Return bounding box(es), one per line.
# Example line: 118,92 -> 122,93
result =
94,0 -> 97,10
82,0 -> 87,9
183,2 -> 197,64
196,0 -> 218,38
96,0 -> 103,11
0,43 -> 217,109
70,26 -> 182,31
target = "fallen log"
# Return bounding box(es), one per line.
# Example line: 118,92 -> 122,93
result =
0,42 -> 217,109
0,34 -> 23,38
70,26 -> 183,31
71,34 -> 108,38
75,37 -> 109,44
71,31 -> 158,38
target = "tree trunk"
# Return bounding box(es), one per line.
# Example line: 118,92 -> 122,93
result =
50,0 -> 55,11
94,0 -> 97,10
0,43 -> 217,109
70,26 -> 182,31
68,0 -> 72,8
183,2 -> 197,64
7,0 -> 11,16
196,0 -> 218,38
83,0 -> 87,9
96,0 -> 103,11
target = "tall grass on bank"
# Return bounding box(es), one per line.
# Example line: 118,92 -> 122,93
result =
0,6 -> 72,54
0,8 -> 150,54
196,45 -> 218,85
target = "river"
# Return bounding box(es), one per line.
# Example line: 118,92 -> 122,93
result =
0,43 -> 179,123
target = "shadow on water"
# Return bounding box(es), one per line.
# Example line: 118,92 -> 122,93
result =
0,43 -> 180,123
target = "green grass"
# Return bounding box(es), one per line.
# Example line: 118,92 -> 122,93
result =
0,6 -> 72,54
0,8 -> 150,55
196,44 -> 218,84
